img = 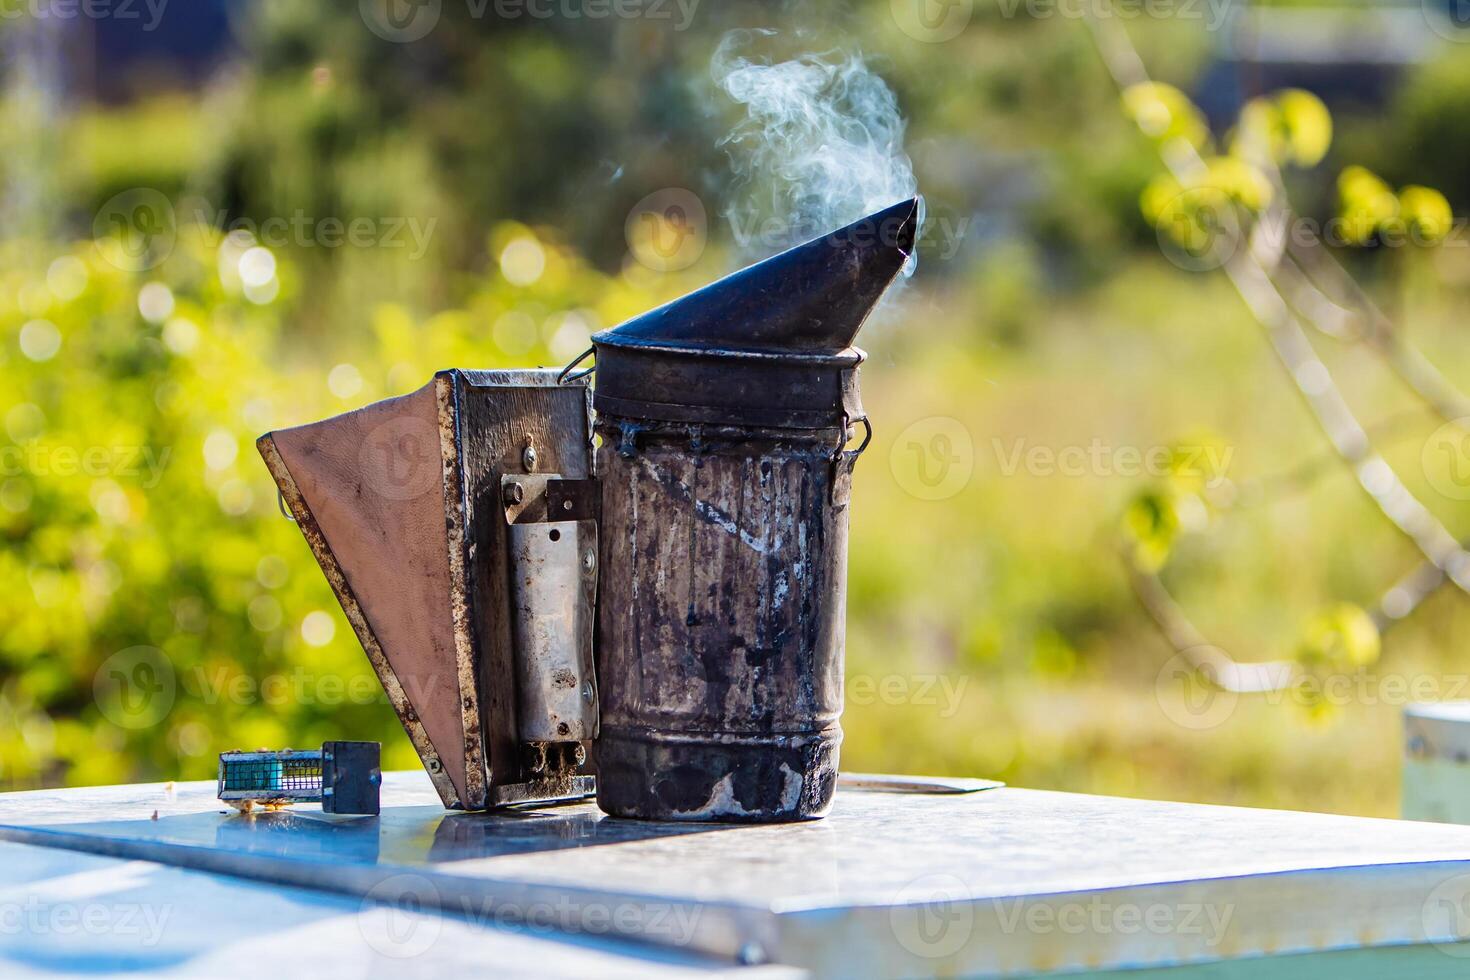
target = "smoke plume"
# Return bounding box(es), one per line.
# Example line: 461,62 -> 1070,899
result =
712,30 -> 922,273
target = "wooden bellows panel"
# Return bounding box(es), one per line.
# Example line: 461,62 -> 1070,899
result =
258,369 -> 593,810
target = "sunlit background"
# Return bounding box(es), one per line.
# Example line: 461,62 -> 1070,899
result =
5,0 -> 1470,817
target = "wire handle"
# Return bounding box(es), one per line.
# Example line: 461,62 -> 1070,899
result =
558,346 -> 596,385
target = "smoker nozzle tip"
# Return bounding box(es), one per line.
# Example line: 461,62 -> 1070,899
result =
884,196 -> 921,257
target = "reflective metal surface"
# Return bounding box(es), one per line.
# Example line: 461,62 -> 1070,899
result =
0,839 -> 774,978
5,771 -> 1470,977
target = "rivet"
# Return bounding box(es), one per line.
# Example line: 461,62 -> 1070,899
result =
522,445 -> 538,472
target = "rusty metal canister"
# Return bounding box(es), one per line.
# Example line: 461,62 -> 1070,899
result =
580,198 -> 919,821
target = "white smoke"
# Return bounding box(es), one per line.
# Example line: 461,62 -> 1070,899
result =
712,30 -> 922,272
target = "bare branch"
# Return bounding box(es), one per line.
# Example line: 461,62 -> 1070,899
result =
1086,13 -> 1470,590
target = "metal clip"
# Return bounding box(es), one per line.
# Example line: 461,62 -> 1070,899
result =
500,473 -> 601,774
617,421 -> 643,459
830,415 -> 872,506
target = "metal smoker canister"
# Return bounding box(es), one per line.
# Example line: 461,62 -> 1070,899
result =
578,197 -> 920,822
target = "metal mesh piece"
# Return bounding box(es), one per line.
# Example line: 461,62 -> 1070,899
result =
219,751 -> 323,799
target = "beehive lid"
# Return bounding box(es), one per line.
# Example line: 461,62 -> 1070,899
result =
5,771 -> 1470,976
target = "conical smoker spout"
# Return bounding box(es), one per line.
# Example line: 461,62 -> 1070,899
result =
589,197 -> 920,431
598,196 -> 920,356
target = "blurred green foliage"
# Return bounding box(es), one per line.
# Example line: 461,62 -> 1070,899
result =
6,1 -> 1470,820
0,215 -> 702,786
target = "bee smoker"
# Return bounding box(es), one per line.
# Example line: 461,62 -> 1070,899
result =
258,198 -> 917,823
584,197 -> 919,821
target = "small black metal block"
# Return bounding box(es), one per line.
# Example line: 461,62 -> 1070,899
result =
321,741 -> 382,815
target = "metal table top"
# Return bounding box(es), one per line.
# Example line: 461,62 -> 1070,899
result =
4,771 -> 1470,977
